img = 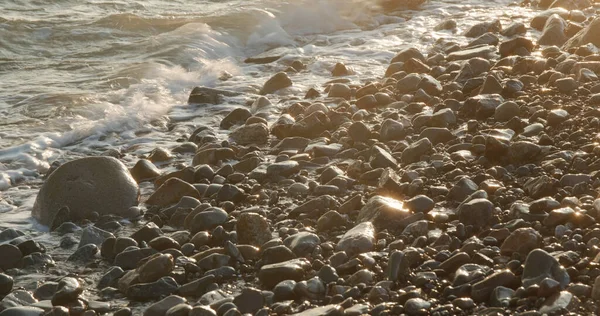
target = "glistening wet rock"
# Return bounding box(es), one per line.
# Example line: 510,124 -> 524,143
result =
522,249 -> 570,289
335,222 -> 375,256
32,157 -> 139,226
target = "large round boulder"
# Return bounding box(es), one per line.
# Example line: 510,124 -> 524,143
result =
32,157 -> 139,226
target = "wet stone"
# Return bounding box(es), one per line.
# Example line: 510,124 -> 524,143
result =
260,72 -> 292,95
166,304 -> 192,316
189,306 -> 217,316
259,259 -> 309,289
348,122 -> 370,142
51,277 -> 82,306
131,159 -> 161,183
404,298 -> 431,315
522,249 -> 570,289
127,276 -> 179,301
67,244 -> 99,262
143,295 -> 187,316
539,291 -> 580,314
335,222 -> 375,256
236,212 -> 272,247
471,270 -> 519,302
1,290 -> 38,310
149,236 -> 180,251
177,275 -> 216,297
401,138 -> 432,164
131,222 -> 163,244
190,207 -> 228,233
357,196 -> 411,231
447,178 -> 478,203
98,266 -> 125,290
79,225 -> 114,249
114,247 -> 157,270
405,195 -> 434,213
500,227 -> 542,256
283,232 -> 320,257
233,288 -> 264,314
370,145 -> 397,169
490,286 -> 514,307
266,160 -> 300,178
0,274 -> 13,297
0,307 -> 45,316
0,244 -> 22,271
458,198 -> 494,229
138,253 -> 174,283
146,178 -> 200,208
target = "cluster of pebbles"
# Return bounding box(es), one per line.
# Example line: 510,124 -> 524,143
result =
2,0 -> 600,315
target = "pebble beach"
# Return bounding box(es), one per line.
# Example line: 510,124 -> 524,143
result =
2,0 -> 600,315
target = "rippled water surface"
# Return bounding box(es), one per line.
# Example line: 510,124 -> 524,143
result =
0,0 -> 539,229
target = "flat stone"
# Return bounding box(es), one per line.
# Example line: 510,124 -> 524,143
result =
78,226 -> 114,249
144,295 -> 187,316
490,286 -> 514,307
559,174 -> 591,187
220,108 -> 252,129
189,207 -> 229,233
114,248 -> 158,270
471,270 -> 519,302
0,307 -> 45,316
401,138 -> 432,164
554,77 -> 578,94
67,244 -> 98,262
127,277 -> 179,301
178,275 -> 216,297
539,291 -> 580,314
328,84 -> 351,99
370,145 -> 397,169
259,259 -> 310,289
0,290 -> 37,310
146,178 -> 200,207
448,178 -> 478,203
283,232 -> 320,257
292,304 -> 342,316
98,266 -> 125,290
465,20 -> 502,38
266,161 -> 300,178
357,196 -> 412,231
335,222 -> 375,256
317,210 -> 345,232
447,46 -> 496,61
494,101 -> 520,122
0,274 -> 13,297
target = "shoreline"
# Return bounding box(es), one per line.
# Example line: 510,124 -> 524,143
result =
2,0 -> 600,315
